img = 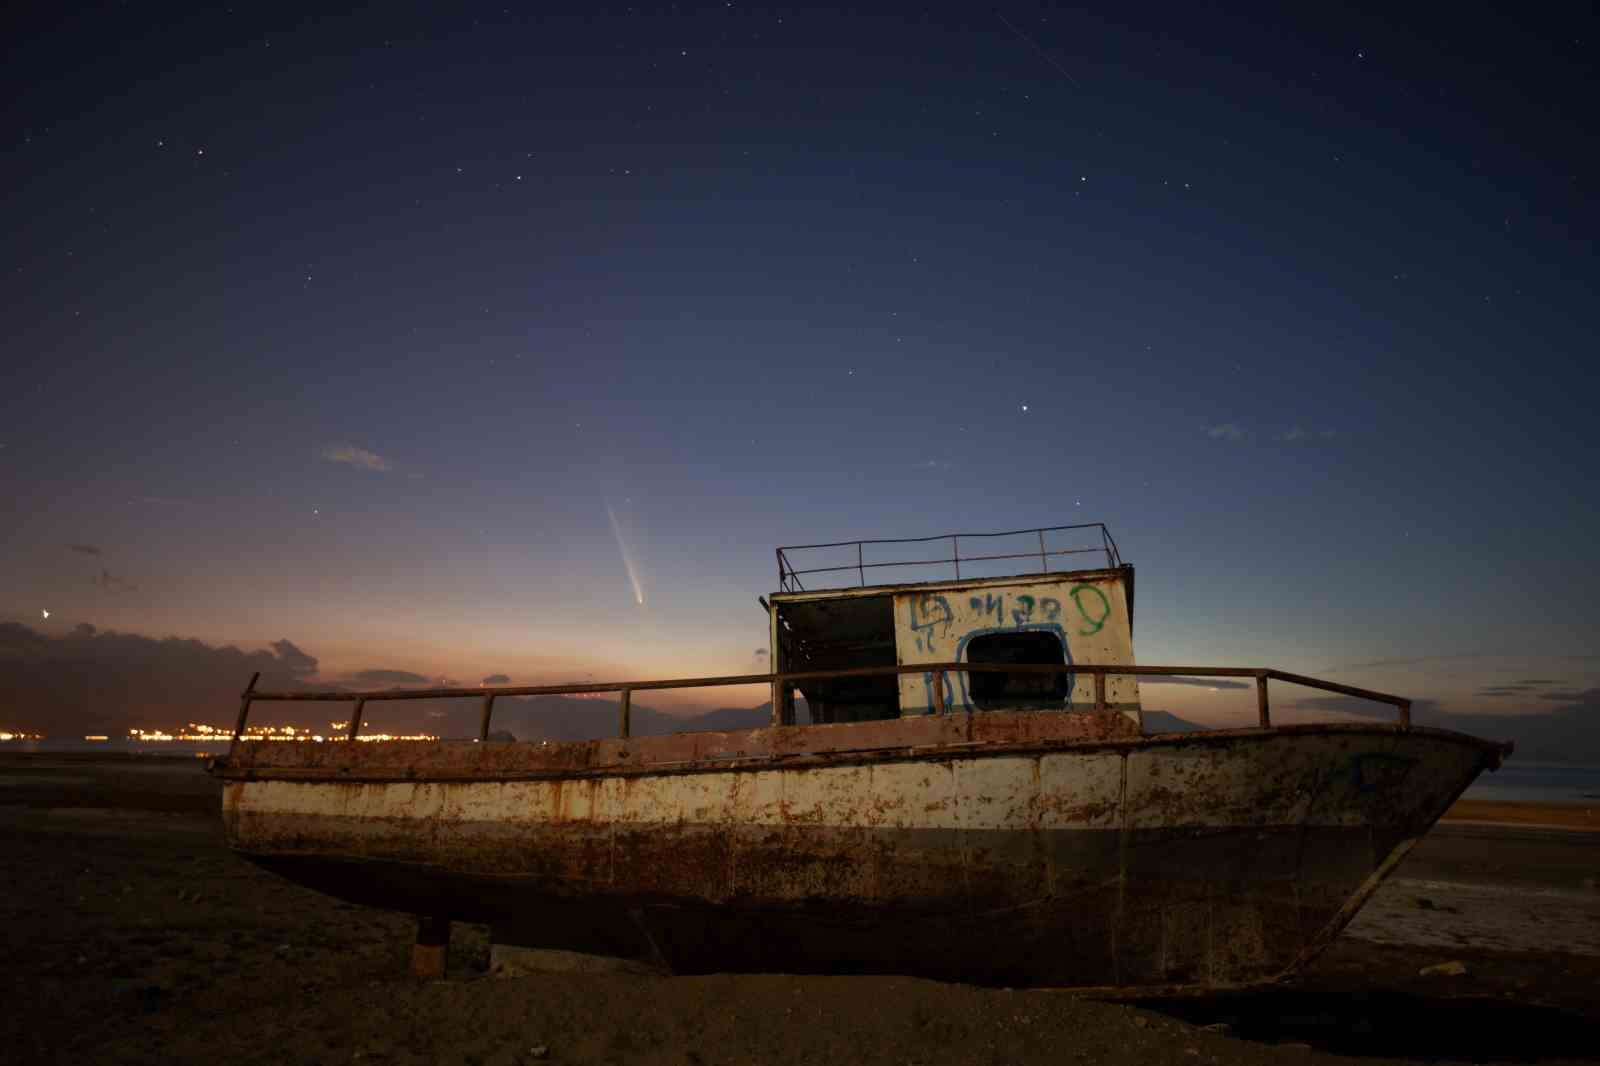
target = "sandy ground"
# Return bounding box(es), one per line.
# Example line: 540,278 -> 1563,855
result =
1443,800 -> 1600,832
2,753 -> 1597,1066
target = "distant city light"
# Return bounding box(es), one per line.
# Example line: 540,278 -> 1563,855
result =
123,722 -> 439,743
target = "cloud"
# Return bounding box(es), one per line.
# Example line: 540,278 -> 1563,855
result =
352,668 -> 431,686
1538,688 -> 1599,705
1138,677 -> 1250,689
482,673 -> 510,685
1274,425 -> 1339,442
67,544 -> 102,556
321,444 -> 390,472
91,567 -> 137,593
1335,652 -> 1492,670
1290,695 -> 1439,718
1204,423 -> 1247,442
0,624 -> 327,734
1477,680 -> 1571,697
0,624 -> 489,738
271,639 -> 319,677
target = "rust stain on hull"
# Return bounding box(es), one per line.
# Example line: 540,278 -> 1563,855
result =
213,717 -> 1503,992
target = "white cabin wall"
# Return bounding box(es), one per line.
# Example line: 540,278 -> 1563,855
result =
891,574 -> 1139,721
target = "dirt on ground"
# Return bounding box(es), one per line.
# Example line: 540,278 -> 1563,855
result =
2,753 -> 1596,1066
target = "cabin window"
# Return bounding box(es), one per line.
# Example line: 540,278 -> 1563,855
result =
966,631 -> 1071,711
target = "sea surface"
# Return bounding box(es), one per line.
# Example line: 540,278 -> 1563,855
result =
6,740 -> 1598,807
1461,761 -> 1600,806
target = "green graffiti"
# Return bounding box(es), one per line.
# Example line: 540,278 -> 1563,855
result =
1070,584 -> 1111,635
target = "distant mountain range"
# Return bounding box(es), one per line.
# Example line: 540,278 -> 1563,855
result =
489,694 -> 775,742
1137,710 -> 1205,733
1264,694 -> 1600,764
1406,706 -> 1600,763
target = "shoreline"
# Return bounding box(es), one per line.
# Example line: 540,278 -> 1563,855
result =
1440,798 -> 1598,831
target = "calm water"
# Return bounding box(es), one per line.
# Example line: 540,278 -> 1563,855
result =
1462,762 -> 1600,806
7,741 -> 1597,806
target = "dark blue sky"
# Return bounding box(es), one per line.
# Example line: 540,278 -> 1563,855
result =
4,2 -> 1595,720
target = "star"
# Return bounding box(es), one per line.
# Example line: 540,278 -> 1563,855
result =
41,609 -> 50,620
1020,404 -> 1029,413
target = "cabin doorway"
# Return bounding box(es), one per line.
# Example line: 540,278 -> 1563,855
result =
773,595 -> 898,723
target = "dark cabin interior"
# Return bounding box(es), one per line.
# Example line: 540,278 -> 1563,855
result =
774,595 -> 899,723
965,630 -> 1072,711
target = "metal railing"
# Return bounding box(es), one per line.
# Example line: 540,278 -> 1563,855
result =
227,662 -> 1412,756
775,523 -> 1123,592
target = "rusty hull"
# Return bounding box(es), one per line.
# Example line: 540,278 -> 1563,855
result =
213,715 -> 1504,992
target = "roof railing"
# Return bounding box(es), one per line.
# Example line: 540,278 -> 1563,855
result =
225,662 -> 1415,758
775,523 -> 1122,592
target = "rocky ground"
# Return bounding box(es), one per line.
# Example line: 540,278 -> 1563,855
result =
1,753 -> 1596,1066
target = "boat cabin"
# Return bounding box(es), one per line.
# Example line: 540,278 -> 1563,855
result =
766,524 -> 1140,727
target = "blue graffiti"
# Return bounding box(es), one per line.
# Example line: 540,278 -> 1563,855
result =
907,593 -> 954,653
967,592 -> 1006,626
914,622 -> 1076,714
962,592 -> 1068,628
919,670 -> 957,715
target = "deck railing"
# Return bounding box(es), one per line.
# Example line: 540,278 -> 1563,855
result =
775,523 -> 1123,592
227,663 -> 1412,757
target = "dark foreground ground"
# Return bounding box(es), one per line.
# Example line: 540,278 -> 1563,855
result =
1,753 -> 1596,1066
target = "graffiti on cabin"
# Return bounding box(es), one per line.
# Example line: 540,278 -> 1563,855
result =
894,577 -> 1137,716
907,585 -> 1113,654
907,593 -> 955,653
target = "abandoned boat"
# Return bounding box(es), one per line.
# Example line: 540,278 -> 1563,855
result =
211,523 -> 1511,993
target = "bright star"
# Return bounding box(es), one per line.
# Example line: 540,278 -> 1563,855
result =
41,609 -> 49,620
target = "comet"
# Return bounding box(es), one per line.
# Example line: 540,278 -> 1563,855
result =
606,502 -> 645,607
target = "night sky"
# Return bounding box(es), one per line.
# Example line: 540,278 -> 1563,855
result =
4,2 -> 1596,727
